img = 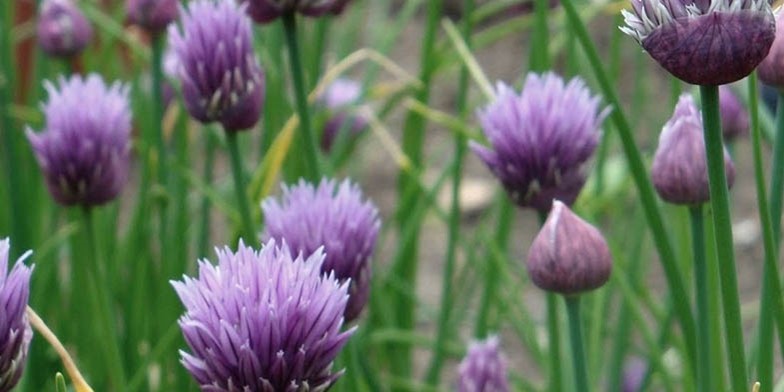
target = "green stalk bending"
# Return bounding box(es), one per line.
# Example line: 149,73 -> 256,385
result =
425,0 -> 473,384
698,85 -> 747,392
225,132 -> 257,248
565,296 -> 590,392
282,13 -> 320,181
689,206 -> 713,392
82,208 -> 126,389
558,0 -> 696,371
749,75 -> 784,390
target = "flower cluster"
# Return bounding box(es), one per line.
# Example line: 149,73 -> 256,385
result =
262,178 -> 380,321
27,74 -> 132,207
172,240 -> 354,391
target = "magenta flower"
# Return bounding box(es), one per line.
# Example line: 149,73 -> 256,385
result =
262,178 -> 381,321
168,0 -> 264,132
651,94 -> 735,205
27,75 -> 132,207
172,240 -> 354,391
471,73 -> 609,212
37,0 -> 92,58
0,239 -> 33,392
243,0 -> 352,24
456,336 -> 510,392
527,201 -> 612,294
621,0 -> 775,85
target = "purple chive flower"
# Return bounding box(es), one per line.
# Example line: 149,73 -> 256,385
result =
651,94 -> 735,205
719,85 -> 749,141
758,11 -> 784,89
262,178 -> 380,322
37,0 -> 93,58
622,357 -> 647,392
243,0 -> 352,24
126,0 -> 179,33
620,0 -> 775,85
527,200 -> 612,295
470,73 -> 609,213
456,336 -> 510,392
317,78 -> 369,151
0,239 -> 33,392
169,0 -> 265,132
26,74 -> 132,207
172,240 -> 354,391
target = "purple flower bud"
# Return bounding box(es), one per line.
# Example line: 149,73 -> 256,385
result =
126,0 -> 178,33
37,0 -> 93,58
622,357 -> 647,392
171,240 -> 354,391
0,239 -> 33,392
456,336 -> 510,392
27,74 -> 132,207
621,0 -> 775,85
526,200 -> 612,295
262,178 -> 381,322
243,0 -> 353,24
651,94 -> 735,205
317,78 -> 368,152
758,11 -> 784,89
169,0 -> 265,132
470,73 -> 609,213
719,85 -> 749,141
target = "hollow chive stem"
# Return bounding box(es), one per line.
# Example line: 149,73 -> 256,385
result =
565,296 -> 589,392
698,84 -> 747,392
151,33 -> 168,253
198,130 -> 217,256
225,131 -> 257,248
81,207 -> 126,389
689,205 -> 713,392
282,13 -> 320,181
538,210 -> 563,392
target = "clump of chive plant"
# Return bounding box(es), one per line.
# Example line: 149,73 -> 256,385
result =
26,74 -> 132,207
456,336 -> 510,392
37,0 -> 93,59
168,0 -> 265,132
470,72 -> 609,213
0,239 -> 33,392
620,0 -> 775,85
171,240 -> 355,391
126,0 -> 178,33
651,94 -> 735,205
243,0 -> 352,23
262,178 -> 381,321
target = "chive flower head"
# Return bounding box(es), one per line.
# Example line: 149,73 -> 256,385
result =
37,0 -> 92,58
0,239 -> 33,392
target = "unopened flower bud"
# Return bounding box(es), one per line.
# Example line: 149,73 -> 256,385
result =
651,94 -> 735,205
719,86 -> 749,142
456,336 -> 510,392
126,0 -> 178,33
37,0 -> 92,58
526,200 -> 612,295
758,11 -> 784,89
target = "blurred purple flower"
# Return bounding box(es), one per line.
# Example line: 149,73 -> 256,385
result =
527,200 -> 612,295
622,357 -> 647,392
651,94 -> 735,205
126,0 -> 179,33
621,0 -> 774,85
26,74 -> 132,207
758,11 -> 784,89
470,73 -> 609,213
172,240 -> 354,391
0,239 -> 33,392
316,78 -> 369,151
168,0 -> 264,132
243,0 -> 352,24
262,178 -> 380,322
719,86 -> 749,142
37,0 -> 92,58
456,336 -> 510,392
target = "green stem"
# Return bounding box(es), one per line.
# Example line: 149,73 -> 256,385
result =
475,199 -> 512,337
530,0 -> 549,71
82,208 -> 126,389
538,210 -> 563,392
565,296 -> 590,392
750,75 -> 784,391
151,33 -> 169,262
559,0 -> 696,371
282,13 -> 320,181
698,85 -> 747,392
769,94 -> 784,243
225,132 -> 257,248
198,130 -> 217,257
425,0 -> 473,384
689,206 -> 713,392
